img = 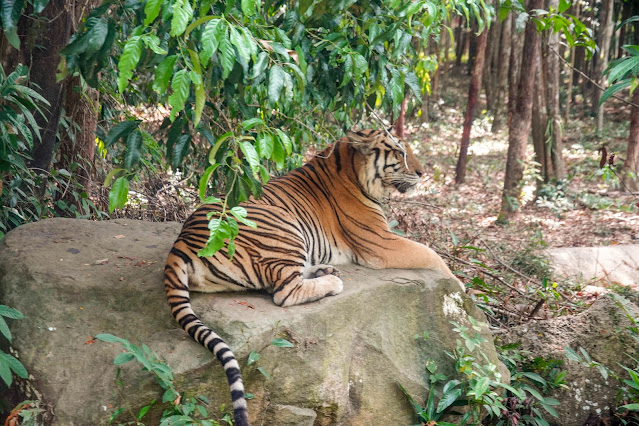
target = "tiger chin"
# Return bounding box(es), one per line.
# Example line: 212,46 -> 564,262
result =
164,128 -> 464,425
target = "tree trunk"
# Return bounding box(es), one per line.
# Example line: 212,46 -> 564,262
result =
507,13 -> 524,127
395,97 -> 407,138
622,88 -> 639,192
545,0 -> 566,181
593,0 -> 614,134
498,0 -> 542,222
532,53 -> 551,186
18,0 -> 99,210
491,12 -> 512,132
455,28 -> 488,184
58,77 -> 99,190
455,18 -> 466,68
19,0 -> 74,172
483,5 -> 500,115
564,0 -> 581,120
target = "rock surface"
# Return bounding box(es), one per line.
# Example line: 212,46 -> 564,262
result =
547,245 -> 639,288
500,294 -> 639,425
0,218 -> 503,425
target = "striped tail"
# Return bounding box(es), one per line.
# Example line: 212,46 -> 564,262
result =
164,254 -> 250,426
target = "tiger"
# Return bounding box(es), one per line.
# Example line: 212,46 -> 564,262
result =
164,128 -> 463,426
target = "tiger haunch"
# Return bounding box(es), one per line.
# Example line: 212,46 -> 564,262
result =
164,129 -> 463,426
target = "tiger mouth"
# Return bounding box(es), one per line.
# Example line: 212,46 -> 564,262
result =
392,180 -> 417,194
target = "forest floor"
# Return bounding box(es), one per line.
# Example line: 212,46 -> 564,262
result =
387,66 -> 639,327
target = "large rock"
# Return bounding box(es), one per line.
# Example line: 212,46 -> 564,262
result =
0,218 -> 503,425
547,245 -> 639,289
500,294 -> 639,425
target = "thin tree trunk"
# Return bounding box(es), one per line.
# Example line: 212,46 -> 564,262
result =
594,0 -> 614,133
564,0 -> 581,120
622,88 -> 639,192
532,54 -> 551,186
455,28 -> 488,184
498,0 -> 542,222
483,5 -> 500,114
545,0 -> 565,180
455,18 -> 466,68
618,0 -> 632,58
395,97 -> 407,138
492,12 -> 512,132
507,13 -> 524,127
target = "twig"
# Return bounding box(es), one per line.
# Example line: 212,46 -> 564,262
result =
389,198 -> 438,209
435,248 -> 529,297
479,238 -> 536,285
527,299 -> 545,322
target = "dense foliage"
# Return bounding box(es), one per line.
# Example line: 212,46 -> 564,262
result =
57,0 -> 492,253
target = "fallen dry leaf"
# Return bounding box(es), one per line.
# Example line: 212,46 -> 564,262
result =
113,235 -> 126,239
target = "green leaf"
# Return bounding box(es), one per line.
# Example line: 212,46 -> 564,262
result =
607,56 -> 639,84
437,387 -> 461,413
257,366 -> 270,379
198,164 -> 219,202
558,0 -> 570,13
230,25 -> 250,65
153,55 -> 178,93
144,0 -> 163,26
32,0 -> 49,14
0,305 -> 24,320
241,0 -> 256,17
200,18 -> 223,64
242,117 -> 265,130
1,0 -> 25,44
142,34 -> 167,55
247,350 -> 260,366
0,317 -> 11,342
256,133 -> 274,159
239,141 -> 259,175
250,51 -> 269,79
0,357 -> 13,387
85,18 -> 109,56
117,36 -> 142,93
124,131 -> 142,169
275,129 -> 292,155
113,352 -> 135,365
230,206 -> 257,228
95,333 -> 128,344
272,338 -> 294,348
194,82 -> 205,127
108,177 -> 129,213
564,347 -> 582,362
218,36 -> 235,79
619,403 -> 639,411
168,69 -> 190,121
170,0 -> 193,37
268,65 -> 285,105
105,120 -> 141,146
171,134 -> 191,168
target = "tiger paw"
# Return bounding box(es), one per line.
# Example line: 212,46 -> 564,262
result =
306,264 -> 340,278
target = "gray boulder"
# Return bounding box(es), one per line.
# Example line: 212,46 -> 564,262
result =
547,245 -> 639,288
0,218 -> 503,425
500,294 -> 639,425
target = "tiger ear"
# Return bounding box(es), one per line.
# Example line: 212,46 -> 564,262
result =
346,130 -> 373,155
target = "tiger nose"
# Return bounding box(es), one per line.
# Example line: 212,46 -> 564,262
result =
415,170 -> 423,177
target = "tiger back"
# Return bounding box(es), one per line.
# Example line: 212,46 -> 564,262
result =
164,128 -> 462,425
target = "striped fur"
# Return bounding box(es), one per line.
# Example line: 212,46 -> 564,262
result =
164,129 -> 462,425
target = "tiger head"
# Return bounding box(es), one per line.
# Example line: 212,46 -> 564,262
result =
346,129 -> 424,201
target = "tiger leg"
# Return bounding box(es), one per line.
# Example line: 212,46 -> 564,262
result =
272,274 -> 344,308
359,236 -> 464,290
